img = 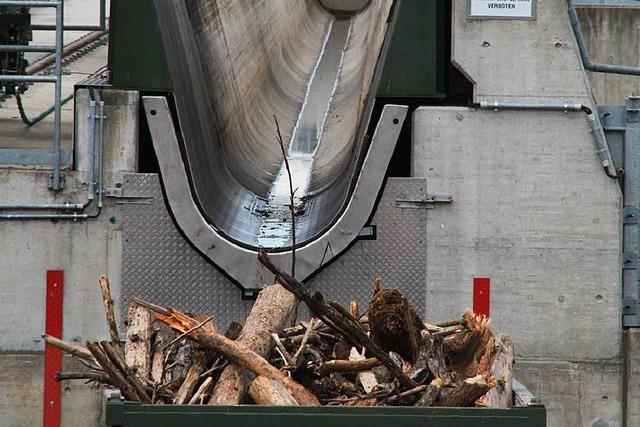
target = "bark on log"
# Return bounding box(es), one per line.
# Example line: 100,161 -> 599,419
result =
249,376 -> 299,405
125,303 -> 152,379
481,334 -> 513,408
368,288 -> 422,363
141,301 -> 319,405
98,275 -> 120,348
209,284 -> 297,404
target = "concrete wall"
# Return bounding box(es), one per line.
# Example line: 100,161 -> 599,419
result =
411,1 -> 623,426
577,7 -> 640,105
0,89 -> 138,426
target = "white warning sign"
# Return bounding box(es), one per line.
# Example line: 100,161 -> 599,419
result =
468,0 -> 536,19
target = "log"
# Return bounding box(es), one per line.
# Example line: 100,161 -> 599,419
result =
258,250 -> 416,389
174,351 -> 206,404
56,371 -> 111,384
125,303 -> 152,379
140,301 -> 319,405
209,284 -> 297,404
317,357 -> 380,376
349,347 -> 378,393
168,341 -> 195,390
150,322 -> 174,384
436,375 -> 489,407
415,378 -> 443,407
368,288 -> 422,363
42,334 -> 94,362
98,275 -> 120,348
444,311 -> 493,378
249,376 -> 299,405
481,334 -> 513,408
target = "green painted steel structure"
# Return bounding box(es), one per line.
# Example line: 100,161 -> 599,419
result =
107,0 -> 447,97
106,401 -> 546,427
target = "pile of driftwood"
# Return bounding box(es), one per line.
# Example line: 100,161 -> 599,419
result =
44,250 -> 514,407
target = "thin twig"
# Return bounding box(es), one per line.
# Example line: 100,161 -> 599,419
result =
273,114 -> 296,278
272,333 -> 296,367
293,318 -> 315,362
163,316 -> 214,351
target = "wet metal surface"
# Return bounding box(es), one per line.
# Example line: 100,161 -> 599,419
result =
259,18 -> 352,248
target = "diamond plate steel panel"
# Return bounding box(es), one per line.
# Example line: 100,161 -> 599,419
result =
122,174 -> 427,328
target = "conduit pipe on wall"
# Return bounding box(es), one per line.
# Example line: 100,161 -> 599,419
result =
0,91 -> 104,219
567,0 -> 640,76
476,101 -> 618,179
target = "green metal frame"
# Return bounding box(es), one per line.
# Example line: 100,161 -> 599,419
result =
107,0 -> 171,90
107,0 -> 447,97
106,401 -> 546,427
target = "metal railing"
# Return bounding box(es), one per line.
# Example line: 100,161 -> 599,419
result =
0,0 -> 64,190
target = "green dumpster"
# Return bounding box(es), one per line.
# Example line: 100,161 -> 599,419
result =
105,399 -> 546,427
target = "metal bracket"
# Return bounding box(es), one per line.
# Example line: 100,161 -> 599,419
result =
104,187 -> 154,205
48,173 -> 65,191
623,251 -> 638,269
624,207 -> 639,224
395,194 -> 453,209
623,297 -> 639,316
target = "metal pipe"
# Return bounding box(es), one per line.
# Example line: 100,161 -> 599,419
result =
51,0 -> 64,190
0,213 -> 88,220
0,1 -> 60,6
0,203 -> 84,210
97,99 -> 105,207
477,100 -> 618,179
0,45 -> 56,52
0,75 -> 57,82
478,100 -> 583,112
567,0 -> 640,76
87,100 -> 97,200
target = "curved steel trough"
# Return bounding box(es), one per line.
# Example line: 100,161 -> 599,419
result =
147,0 -> 405,288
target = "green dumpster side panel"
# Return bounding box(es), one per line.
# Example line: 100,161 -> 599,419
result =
106,402 -> 546,427
106,0 -> 446,97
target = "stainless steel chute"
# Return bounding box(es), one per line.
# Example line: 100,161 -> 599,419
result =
147,0 -> 406,288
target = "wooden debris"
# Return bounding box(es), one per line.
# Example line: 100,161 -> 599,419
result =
258,249 -> 416,389
317,357 -> 380,376
125,303 -> 152,379
481,334 -> 514,408
368,287 -> 422,363
349,347 -> 378,393
210,284 -> 297,404
249,376 -> 299,405
98,275 -> 120,349
52,273 -> 516,409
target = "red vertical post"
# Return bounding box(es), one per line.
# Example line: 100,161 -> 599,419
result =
473,277 -> 490,318
44,270 -> 64,427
